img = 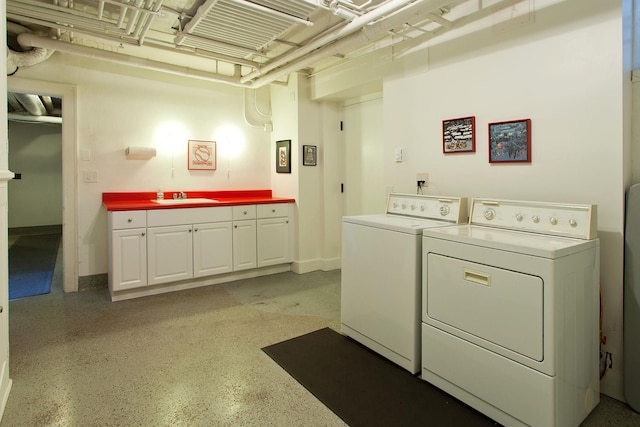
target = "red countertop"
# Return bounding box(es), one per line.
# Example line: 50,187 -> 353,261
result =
103,190 -> 295,211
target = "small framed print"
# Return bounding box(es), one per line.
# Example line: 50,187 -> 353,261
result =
488,119 -> 531,163
188,140 -> 216,170
276,139 -> 291,173
443,116 -> 475,153
303,145 -> 317,166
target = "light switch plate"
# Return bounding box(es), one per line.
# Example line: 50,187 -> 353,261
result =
83,170 -> 98,183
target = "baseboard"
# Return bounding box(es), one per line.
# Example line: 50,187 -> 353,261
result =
110,264 -> 291,302
291,257 -> 341,274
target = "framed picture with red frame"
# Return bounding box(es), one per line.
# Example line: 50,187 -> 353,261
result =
488,119 -> 531,163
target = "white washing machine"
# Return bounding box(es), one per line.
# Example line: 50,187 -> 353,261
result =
421,198 -> 600,427
341,193 -> 467,374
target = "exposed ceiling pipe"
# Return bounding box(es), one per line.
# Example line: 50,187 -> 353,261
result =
243,88 -> 273,132
248,0 -> 455,87
41,95 -> 55,114
7,45 -> 54,75
6,21 -> 54,74
17,33 -> 249,87
241,0 -> 451,84
8,112 -> 62,124
12,93 -> 47,116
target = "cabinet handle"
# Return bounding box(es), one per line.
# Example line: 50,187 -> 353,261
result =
189,229 -> 192,232
243,211 -> 247,215
286,220 -> 289,223
194,228 -> 198,232
272,209 -> 275,213
141,232 -> 145,236
128,218 -> 132,223
234,225 -> 237,228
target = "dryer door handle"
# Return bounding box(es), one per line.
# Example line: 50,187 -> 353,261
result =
464,270 -> 491,287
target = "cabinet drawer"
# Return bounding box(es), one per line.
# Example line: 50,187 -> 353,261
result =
233,205 -> 257,220
257,203 -> 289,218
111,210 -> 147,229
147,206 -> 232,227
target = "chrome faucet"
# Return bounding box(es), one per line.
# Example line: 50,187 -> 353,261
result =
173,192 -> 187,199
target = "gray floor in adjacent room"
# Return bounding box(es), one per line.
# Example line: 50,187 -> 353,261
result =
2,240 -> 639,426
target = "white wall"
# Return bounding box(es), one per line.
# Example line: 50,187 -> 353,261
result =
11,54 -> 272,277
7,121 -> 62,228
270,74 -> 343,272
313,0 -> 627,400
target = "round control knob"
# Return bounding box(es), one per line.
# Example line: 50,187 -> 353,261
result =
532,215 -> 540,223
402,203 -> 407,209
549,217 -> 558,225
569,219 -> 577,227
516,214 -> 523,222
483,208 -> 495,220
439,205 -> 450,216
410,204 -> 416,211
393,202 -> 398,208
420,205 -> 425,211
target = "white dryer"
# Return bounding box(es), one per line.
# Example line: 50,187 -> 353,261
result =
341,193 -> 467,374
421,198 -> 600,427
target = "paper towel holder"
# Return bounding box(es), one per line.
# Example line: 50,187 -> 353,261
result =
125,146 -> 157,160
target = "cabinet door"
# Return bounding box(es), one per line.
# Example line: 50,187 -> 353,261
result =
257,217 -> 291,267
111,228 -> 147,291
193,221 -> 233,277
233,220 -> 257,271
147,225 -> 193,285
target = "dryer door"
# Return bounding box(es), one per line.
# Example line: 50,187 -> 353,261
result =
425,253 -> 543,361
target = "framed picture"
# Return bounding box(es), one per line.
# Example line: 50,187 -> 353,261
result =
443,116 -> 475,153
188,140 -> 216,170
488,119 -> 531,163
276,139 -> 291,173
303,145 -> 317,166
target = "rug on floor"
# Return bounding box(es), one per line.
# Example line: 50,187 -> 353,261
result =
262,327 -> 498,427
9,233 -> 61,300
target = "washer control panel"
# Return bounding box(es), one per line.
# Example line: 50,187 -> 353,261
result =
386,193 -> 468,223
470,198 -> 597,239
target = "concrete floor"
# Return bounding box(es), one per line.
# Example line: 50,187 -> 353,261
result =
2,238 -> 639,426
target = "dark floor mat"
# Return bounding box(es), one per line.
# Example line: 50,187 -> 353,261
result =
9,233 -> 61,300
262,327 -> 498,427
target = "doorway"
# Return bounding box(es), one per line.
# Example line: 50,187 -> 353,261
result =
7,96 -> 63,298
7,77 -> 78,293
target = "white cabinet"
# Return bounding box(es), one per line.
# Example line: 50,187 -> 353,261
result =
147,224 -> 193,285
147,207 -> 233,285
108,202 -> 292,300
194,221 -> 233,277
257,203 -> 291,267
232,205 -> 257,271
109,211 -> 147,291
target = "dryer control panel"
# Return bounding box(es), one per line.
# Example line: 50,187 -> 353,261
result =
470,198 -> 597,239
386,193 -> 468,223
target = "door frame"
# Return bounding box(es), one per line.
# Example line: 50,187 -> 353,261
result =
7,77 -> 78,293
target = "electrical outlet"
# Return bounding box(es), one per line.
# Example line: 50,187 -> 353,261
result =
416,173 -> 428,186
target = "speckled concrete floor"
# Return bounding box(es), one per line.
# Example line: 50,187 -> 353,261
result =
2,238 -> 639,426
